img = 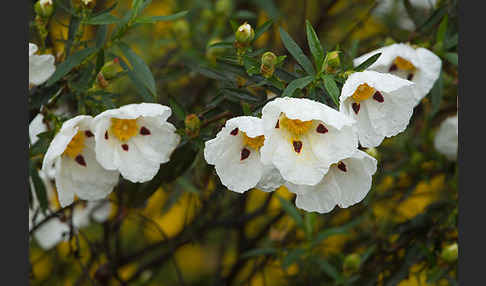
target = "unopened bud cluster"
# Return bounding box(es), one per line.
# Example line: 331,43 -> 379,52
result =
260,52 -> 277,78
35,0 -> 54,18
234,23 -> 255,48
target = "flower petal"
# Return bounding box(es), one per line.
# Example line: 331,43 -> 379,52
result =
115,141 -> 161,183
255,164 -> 286,192
95,103 -> 172,121
29,43 -> 38,57
29,54 -> 56,86
29,114 -> 47,145
434,115 -> 458,161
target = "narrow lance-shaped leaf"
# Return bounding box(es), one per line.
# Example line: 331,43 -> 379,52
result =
305,20 -> 324,73
277,195 -> 305,228
46,47 -> 97,86
85,13 -> 121,25
282,75 -> 314,97
118,42 -> 157,97
322,74 -> 340,107
436,15 -> 449,46
117,56 -> 154,102
354,53 -> 381,72
282,248 -> 305,269
253,19 -> 273,41
135,10 -> 189,23
279,27 -> 316,75
29,160 -> 48,211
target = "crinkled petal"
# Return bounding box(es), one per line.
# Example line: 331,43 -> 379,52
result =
94,103 -> 172,121
34,216 -> 70,250
255,164 -> 286,192
29,43 -> 38,57
434,115 -> 458,161
29,114 -> 47,145
130,118 -> 180,164
93,117 -> 118,170
115,141 -> 161,183
29,54 -> 56,86
225,116 -> 264,137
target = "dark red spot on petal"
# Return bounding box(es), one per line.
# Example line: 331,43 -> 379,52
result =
85,130 -> 94,137
373,91 -> 384,103
352,103 -> 360,114
75,155 -> 86,167
389,64 -> 397,72
316,123 -> 328,134
275,120 -> 279,128
240,148 -> 250,160
104,131 -> 109,140
140,126 -> 151,135
337,161 -> 347,172
121,144 -> 129,151
113,57 -> 119,64
407,73 -> 414,81
230,128 -> 239,136
293,141 -> 303,154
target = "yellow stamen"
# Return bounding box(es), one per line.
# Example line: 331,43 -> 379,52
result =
393,56 -> 415,71
279,115 -> 313,136
242,132 -> 265,151
352,83 -> 376,103
110,118 -> 139,141
63,131 -> 85,159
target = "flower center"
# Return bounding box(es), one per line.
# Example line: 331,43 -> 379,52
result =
279,115 -> 313,136
63,131 -> 85,159
110,118 -> 139,141
242,132 -> 265,151
352,83 -> 376,103
392,56 -> 415,71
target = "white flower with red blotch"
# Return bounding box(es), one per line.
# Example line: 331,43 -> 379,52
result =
340,71 -> 416,148
29,43 -> 56,87
286,150 -> 377,214
353,43 -> 441,106
204,116 -> 285,193
434,114 -> 458,161
42,115 -> 120,207
260,97 -> 358,186
93,103 -> 181,183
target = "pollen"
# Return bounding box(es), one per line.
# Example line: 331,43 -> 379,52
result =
352,83 -> 376,103
110,118 -> 139,141
63,131 -> 85,159
242,132 -> 265,151
393,56 -> 415,71
279,115 -> 313,136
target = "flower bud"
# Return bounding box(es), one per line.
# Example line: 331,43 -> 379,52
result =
185,114 -> 201,138
326,51 -> 341,68
440,243 -> 458,263
215,0 -> 232,16
260,51 -> 277,78
235,23 -> 255,45
100,58 -> 122,80
343,253 -> 361,275
35,0 -> 54,18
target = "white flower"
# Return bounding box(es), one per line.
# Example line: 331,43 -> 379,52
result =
260,97 -> 358,186
204,116 -> 285,193
40,0 -> 53,5
42,115 -> 120,207
72,200 -> 112,229
353,43 -> 441,105
286,150 -> 377,213
29,43 -> 56,86
434,114 -> 458,161
29,113 -> 47,145
373,0 -> 437,31
340,71 -> 416,148
93,103 -> 181,183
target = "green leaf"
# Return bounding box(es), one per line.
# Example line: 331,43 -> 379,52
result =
444,52 -> 458,66
277,195 -> 304,228
118,42 -> 157,97
232,10 -> 257,20
29,160 -> 48,211
117,56 -> 154,102
282,75 -> 314,97
305,20 -> 324,73
85,13 -> 121,25
241,248 -> 278,259
354,53 -> 381,72
429,71 -> 443,118
222,88 -> 262,103
134,10 -> 188,23
46,47 -> 97,86
311,218 -> 363,247
208,41 -> 233,49
65,16 -> 80,57
322,75 -> 340,107
168,96 -> 186,121
254,19 -> 273,41
282,248 -> 305,269
444,34 -> 458,50
279,27 -> 315,75
318,260 -> 341,281
436,15 -> 448,46
95,25 -> 108,49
